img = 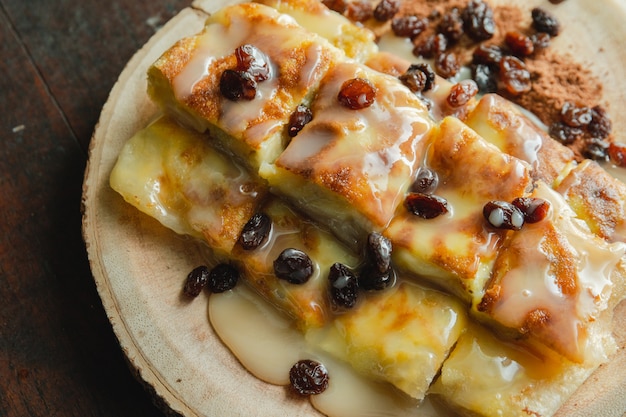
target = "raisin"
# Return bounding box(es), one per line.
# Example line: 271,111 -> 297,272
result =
328,263 -> 359,309
234,44 -> 270,82
410,166 -> 439,194
391,15 -> 428,38
512,197 -> 551,223
288,105 -> 313,137
438,8 -> 464,43
183,265 -> 209,297
472,44 -> 503,68
531,8 -> 560,36
560,101 -> 592,128
471,64 -> 498,93
483,201 -> 524,230
405,192 -> 449,219
359,265 -> 396,291
239,212 -> 271,250
608,142 -> 626,167
399,63 -> 436,93
447,79 -> 479,107
220,69 -> 257,101
322,0 -> 347,14
588,105 -> 612,139
531,32 -> 551,50
435,52 -> 460,78
548,122 -> 584,144
338,78 -> 377,110
289,360 -> 329,395
373,0 -> 399,22
505,31 -> 535,58
498,56 -> 531,96
366,232 -> 393,273
208,263 -> 239,293
345,0 -> 373,22
413,33 -> 447,59
582,137 -> 609,161
462,0 -> 496,41
273,248 -> 314,284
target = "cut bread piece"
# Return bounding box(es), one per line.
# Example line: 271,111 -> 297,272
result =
463,94 -> 576,185
475,181 -> 626,363
430,322 -> 612,417
260,61 -> 433,247
307,281 -> 467,400
109,115 -> 266,255
147,2 -> 346,171
385,116 -> 532,303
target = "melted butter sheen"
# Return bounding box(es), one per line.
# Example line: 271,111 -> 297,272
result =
209,285 -> 441,417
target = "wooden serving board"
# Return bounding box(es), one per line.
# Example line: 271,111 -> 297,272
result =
82,1 -> 626,416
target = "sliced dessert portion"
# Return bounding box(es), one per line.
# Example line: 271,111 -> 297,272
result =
109,115 -> 266,256
253,0 -> 379,62
430,322 -> 610,417
463,93 -> 576,185
307,281 -> 467,400
147,2 -> 346,171
260,61 -> 433,247
386,116 -> 532,303
475,181 -> 626,363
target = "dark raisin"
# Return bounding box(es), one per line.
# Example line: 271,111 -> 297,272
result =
208,263 -> 239,293
531,32 -> 551,50
438,8 -> 464,43
505,31 -> 535,58
391,15 -> 428,38
399,63 -> 436,93
220,69 -> 257,101
410,166 -> 439,194
483,201 -> 524,230
366,232 -> 393,273
435,52 -> 460,78
359,265 -> 396,291
471,64 -> 498,94
582,137 -> 609,161
498,56 -> 531,96
328,263 -> 359,309
273,248 -> 314,284
289,360 -> 329,396
183,265 -> 209,297
405,192 -> 449,219
239,213 -> 271,250
548,122 -> 584,144
531,7 -> 560,36
413,33 -> 448,59
588,105 -> 612,139
462,0 -> 496,41
472,44 -> 503,68
560,101 -> 592,128
288,105 -> 313,137
373,0 -> 400,22
512,197 -> 550,223
345,0 -> 373,22
338,78 -> 377,110
608,142 -> 626,167
447,79 -> 479,107
322,0 -> 347,14
234,44 -> 270,82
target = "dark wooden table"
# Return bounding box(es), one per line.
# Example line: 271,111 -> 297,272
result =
0,1 -> 192,415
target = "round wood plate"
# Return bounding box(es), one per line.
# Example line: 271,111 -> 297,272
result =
82,1 -> 626,416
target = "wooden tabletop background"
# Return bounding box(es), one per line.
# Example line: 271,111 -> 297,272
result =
0,1 -> 191,415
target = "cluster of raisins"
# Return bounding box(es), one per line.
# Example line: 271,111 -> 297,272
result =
183,263 -> 239,298
548,101 -> 614,161
323,0 -> 400,23
404,167 -> 449,219
483,197 -> 550,231
219,44 -> 271,101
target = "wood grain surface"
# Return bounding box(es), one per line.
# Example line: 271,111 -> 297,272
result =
0,1 -> 189,416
